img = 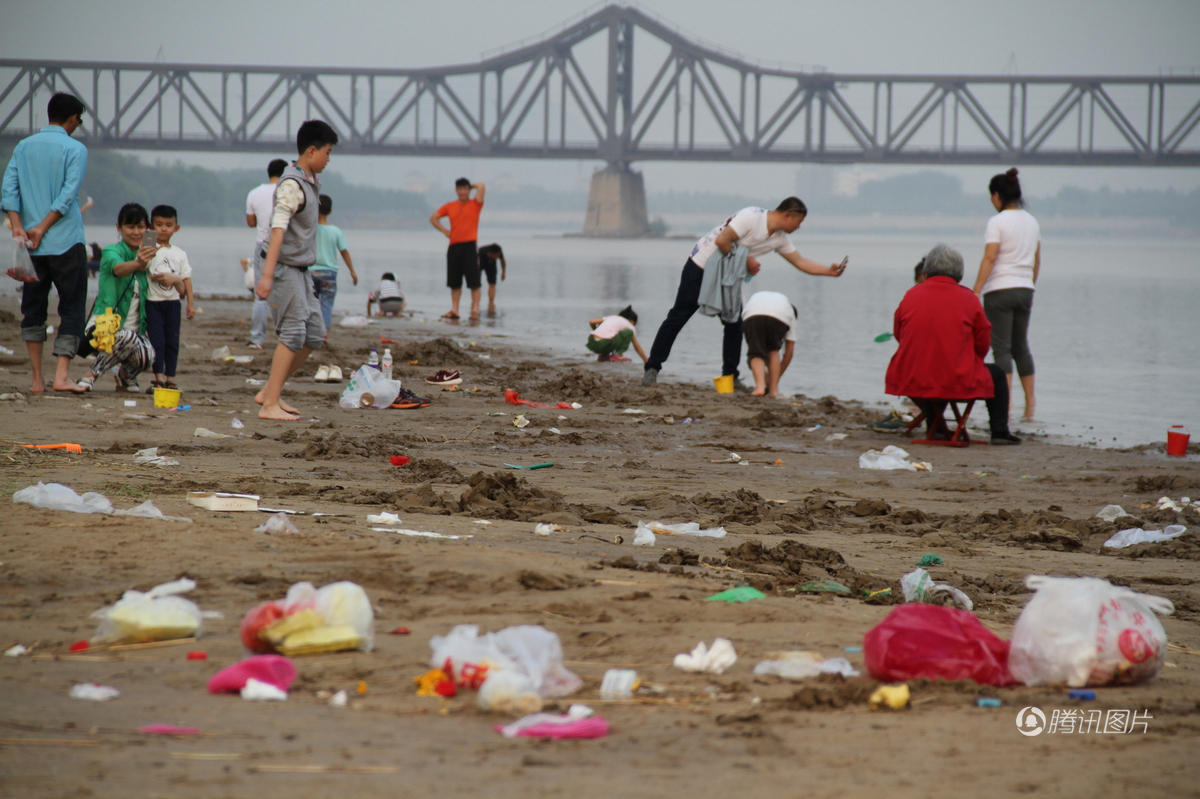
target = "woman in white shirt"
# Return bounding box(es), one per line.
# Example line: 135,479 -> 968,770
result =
972,168 -> 1040,422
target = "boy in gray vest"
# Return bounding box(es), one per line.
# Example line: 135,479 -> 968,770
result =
253,119 -> 339,421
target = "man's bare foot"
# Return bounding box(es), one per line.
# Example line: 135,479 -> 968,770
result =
258,404 -> 300,421
254,391 -> 299,414
52,379 -> 88,394
751,388 -> 766,397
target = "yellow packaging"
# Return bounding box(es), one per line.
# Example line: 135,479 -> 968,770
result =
278,624 -> 363,656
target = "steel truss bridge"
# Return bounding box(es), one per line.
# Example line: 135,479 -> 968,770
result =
2,5 -> 1199,168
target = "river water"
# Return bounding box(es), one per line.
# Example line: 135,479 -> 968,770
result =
57,213 -> 1200,450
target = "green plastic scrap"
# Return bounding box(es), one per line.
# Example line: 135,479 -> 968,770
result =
503,462 -> 555,470
916,553 -> 944,567
704,586 -> 767,603
873,332 -> 894,343
796,579 -> 851,595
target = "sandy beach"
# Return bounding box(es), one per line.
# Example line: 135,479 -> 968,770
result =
0,294 -> 1197,798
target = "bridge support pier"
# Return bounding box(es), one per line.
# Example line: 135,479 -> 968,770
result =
583,163 -> 649,237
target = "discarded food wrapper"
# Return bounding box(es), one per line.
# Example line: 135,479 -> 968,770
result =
134,447 -> 180,467
870,683 -> 910,710
242,677 -> 288,701
367,511 -> 402,525
430,624 -> 582,701
69,683 -> 120,702
859,445 -> 931,471
825,432 -> 849,441
900,567 -> 973,610
193,427 -> 232,439
495,705 -> 608,739
754,652 -> 859,679
1103,525 -> 1186,549
92,577 -> 220,644
512,414 -> 530,429
533,523 -> 563,535
329,690 -> 348,707
600,669 -> 639,699
1008,575 -> 1173,687
674,638 -> 737,674
1095,504 -> 1130,522
187,491 -> 260,512
478,669 -> 543,714
5,644 -> 28,657
254,512 -> 299,534
239,581 -> 374,656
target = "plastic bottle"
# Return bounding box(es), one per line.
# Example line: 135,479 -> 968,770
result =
367,348 -> 379,370
380,348 -> 393,379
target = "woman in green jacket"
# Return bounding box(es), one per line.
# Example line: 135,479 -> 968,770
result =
78,203 -> 156,392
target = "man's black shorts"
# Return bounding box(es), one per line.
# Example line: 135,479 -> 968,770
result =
446,241 -> 480,290
742,315 -> 789,361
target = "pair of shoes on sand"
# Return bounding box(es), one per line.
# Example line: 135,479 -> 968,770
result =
314,365 -> 344,382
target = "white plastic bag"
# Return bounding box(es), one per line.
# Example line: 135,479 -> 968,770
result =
429,624 -> 582,699
13,482 -> 113,514
673,638 -> 737,674
339,365 -> 400,409
859,444 -> 927,471
753,653 -> 859,679
1008,575 -> 1174,687
1103,525 -> 1185,549
635,520 -> 727,539
900,567 -> 974,610
91,578 -> 217,643
8,237 -> 37,282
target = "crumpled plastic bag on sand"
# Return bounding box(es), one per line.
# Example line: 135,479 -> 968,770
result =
754,652 -> 859,679
632,520 -> 727,546
1103,525 -> 1185,549
91,578 -> 220,644
900,567 -> 973,610
674,638 -> 737,674
13,482 -> 190,522
430,624 -> 582,713
239,581 -> 375,656
858,445 -> 931,472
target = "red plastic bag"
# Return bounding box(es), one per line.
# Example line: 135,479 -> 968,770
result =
863,604 -> 1017,686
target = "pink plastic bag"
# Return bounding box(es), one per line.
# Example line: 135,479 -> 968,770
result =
863,604 -> 1017,686
207,655 -> 297,694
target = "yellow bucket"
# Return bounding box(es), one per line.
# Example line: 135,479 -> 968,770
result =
153,387 -> 181,408
712,374 -> 734,394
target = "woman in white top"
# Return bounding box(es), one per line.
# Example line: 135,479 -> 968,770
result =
972,168 -> 1040,422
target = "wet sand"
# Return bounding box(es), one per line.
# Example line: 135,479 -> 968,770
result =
0,296 -> 1197,797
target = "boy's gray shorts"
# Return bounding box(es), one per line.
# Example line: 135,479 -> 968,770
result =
269,265 -> 325,352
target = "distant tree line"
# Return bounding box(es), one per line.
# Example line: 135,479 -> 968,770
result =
1,147 -> 1196,231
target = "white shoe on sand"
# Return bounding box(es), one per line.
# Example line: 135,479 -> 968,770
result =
314,365 -> 331,382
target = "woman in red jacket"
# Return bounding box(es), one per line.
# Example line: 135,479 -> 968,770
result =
885,244 -> 1021,445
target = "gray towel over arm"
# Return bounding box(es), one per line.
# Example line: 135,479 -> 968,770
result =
697,244 -> 750,324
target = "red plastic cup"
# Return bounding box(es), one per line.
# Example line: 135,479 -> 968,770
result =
1166,425 -> 1190,457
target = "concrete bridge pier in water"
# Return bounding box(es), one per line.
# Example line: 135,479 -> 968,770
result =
583,163 -> 650,237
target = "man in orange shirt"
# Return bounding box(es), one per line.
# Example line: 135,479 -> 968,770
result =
429,177 -> 485,320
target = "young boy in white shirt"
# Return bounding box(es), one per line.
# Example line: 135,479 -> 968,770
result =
741,290 -> 797,398
145,204 -> 194,390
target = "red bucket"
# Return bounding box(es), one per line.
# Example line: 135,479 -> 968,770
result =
1166,425 -> 1190,457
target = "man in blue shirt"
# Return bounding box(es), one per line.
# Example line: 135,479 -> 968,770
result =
2,92 -> 90,393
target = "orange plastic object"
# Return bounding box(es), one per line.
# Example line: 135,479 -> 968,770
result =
19,443 -> 83,454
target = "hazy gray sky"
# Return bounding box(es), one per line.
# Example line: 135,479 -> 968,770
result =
4,0 -> 1199,198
